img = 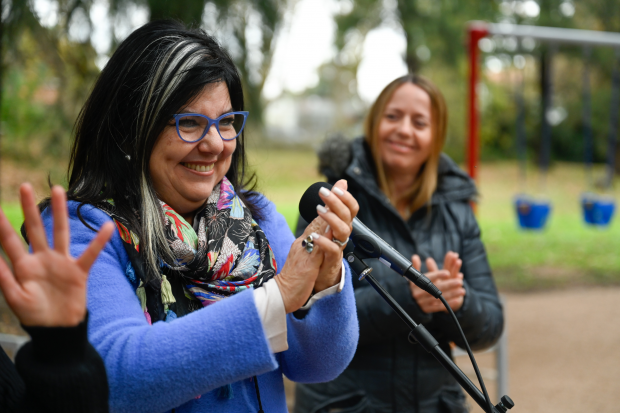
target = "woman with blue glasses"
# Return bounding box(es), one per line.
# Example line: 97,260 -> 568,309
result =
21,20 -> 359,413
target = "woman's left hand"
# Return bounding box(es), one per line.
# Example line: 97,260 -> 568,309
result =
410,251 -> 465,313
305,179 -> 359,292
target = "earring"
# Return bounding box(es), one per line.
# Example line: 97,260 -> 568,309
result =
125,154 -> 131,161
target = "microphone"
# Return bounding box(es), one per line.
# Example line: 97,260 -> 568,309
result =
299,182 -> 442,298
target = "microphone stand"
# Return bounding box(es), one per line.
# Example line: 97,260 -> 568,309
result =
345,250 -> 514,413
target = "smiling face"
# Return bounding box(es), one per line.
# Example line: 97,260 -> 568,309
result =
149,82 -> 236,219
378,82 -> 433,179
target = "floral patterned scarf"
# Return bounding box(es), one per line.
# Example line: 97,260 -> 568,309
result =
105,177 -> 277,324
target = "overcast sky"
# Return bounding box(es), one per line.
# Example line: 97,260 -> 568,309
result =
262,0 -> 408,103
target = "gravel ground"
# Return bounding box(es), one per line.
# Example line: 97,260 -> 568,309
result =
484,286 -> 620,413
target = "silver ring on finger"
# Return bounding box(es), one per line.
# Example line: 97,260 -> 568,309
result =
301,235 -> 314,253
332,237 -> 348,248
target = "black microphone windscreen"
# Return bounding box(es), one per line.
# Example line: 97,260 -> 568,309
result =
299,182 -> 333,223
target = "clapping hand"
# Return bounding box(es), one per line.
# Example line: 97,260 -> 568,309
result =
0,184 -> 114,327
409,251 -> 465,313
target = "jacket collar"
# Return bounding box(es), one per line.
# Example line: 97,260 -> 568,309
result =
345,137 -> 478,207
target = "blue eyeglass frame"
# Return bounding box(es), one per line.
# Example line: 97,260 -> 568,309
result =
172,111 -> 249,143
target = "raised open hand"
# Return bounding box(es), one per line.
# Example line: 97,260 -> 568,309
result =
0,184 -> 114,327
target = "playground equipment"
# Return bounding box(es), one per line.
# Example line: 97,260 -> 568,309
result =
580,47 -> 620,227
514,195 -> 551,229
512,43 -> 552,229
466,23 -> 620,228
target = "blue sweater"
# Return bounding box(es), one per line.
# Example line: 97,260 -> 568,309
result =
41,198 -> 358,413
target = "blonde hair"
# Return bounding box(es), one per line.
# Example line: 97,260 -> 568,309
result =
364,74 -> 448,214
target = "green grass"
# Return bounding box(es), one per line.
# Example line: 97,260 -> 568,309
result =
1,203 -> 24,232
480,215 -> 620,290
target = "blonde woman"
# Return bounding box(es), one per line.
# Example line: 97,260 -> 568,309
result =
295,75 -> 503,413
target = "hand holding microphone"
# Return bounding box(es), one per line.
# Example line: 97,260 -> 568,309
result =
277,180 -> 358,313
304,179 -> 359,293
299,182 -> 443,299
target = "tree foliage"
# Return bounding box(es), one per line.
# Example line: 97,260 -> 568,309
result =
2,0 -> 100,168
1,0 -> 287,167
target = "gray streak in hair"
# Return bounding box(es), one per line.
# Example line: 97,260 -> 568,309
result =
135,37 -> 210,282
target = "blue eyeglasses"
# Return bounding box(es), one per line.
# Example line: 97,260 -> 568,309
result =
172,111 -> 249,142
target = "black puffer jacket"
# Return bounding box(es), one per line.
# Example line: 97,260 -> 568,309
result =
294,137 -> 503,413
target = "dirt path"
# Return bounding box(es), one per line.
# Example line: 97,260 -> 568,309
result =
491,287 -> 620,413
453,286 -> 620,413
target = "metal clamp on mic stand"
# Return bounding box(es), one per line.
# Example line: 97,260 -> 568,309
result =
345,248 -> 514,413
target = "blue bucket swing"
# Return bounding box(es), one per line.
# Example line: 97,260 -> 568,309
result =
580,47 -> 619,227
514,47 -> 553,230
515,196 -> 552,229
581,193 -> 615,226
